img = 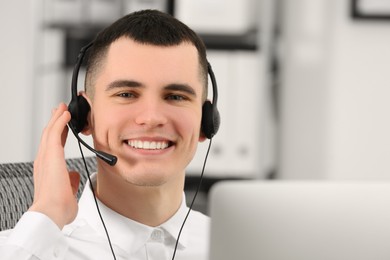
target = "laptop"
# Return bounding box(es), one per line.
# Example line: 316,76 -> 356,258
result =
208,180 -> 390,260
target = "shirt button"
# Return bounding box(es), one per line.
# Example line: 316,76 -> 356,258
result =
151,229 -> 164,242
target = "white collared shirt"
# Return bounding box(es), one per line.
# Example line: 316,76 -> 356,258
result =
0,173 -> 210,260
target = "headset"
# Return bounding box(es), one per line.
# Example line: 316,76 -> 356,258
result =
68,42 -> 220,166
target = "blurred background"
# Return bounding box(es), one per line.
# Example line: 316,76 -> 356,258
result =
1,0 -> 390,197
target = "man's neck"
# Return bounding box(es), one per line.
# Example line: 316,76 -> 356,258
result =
95,170 -> 185,227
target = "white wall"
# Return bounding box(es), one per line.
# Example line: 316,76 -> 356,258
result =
187,50 -> 269,178
0,1 -> 36,163
327,1 -> 390,179
279,0 -> 390,179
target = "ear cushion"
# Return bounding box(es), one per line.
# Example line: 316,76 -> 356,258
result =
68,95 -> 90,133
201,101 -> 220,139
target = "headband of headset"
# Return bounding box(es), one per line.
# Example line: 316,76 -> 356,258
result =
68,42 -> 220,139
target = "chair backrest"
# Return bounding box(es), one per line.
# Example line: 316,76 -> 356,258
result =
0,157 -> 97,231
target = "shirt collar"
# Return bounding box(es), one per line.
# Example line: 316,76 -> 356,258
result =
159,193 -> 190,249
76,173 -> 190,254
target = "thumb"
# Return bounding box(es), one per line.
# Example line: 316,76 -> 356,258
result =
69,171 -> 81,197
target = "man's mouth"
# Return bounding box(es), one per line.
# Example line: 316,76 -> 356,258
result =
127,140 -> 172,150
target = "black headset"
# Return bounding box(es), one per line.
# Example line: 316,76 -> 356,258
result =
68,42 -> 220,166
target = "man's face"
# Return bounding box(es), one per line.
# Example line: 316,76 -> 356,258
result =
85,37 -> 205,187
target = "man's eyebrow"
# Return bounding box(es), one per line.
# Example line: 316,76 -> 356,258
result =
164,83 -> 197,97
105,80 -> 197,97
106,80 -> 143,91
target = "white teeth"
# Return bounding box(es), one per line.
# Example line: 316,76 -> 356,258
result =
128,140 -> 169,150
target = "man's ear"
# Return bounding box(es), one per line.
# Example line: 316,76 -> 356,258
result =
80,91 -> 92,136
199,131 -> 207,142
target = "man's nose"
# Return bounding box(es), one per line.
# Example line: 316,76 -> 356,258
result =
134,100 -> 168,128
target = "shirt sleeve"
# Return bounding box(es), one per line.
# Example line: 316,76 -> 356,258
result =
0,211 -> 69,260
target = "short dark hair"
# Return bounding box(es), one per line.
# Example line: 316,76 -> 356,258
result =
85,9 -> 208,100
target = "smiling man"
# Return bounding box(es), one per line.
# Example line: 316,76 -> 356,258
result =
0,10 -> 215,260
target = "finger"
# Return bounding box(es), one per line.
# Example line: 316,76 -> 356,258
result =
35,103 -> 70,170
61,119 -> 70,147
46,109 -> 71,151
39,103 -> 69,152
45,103 -> 69,135
36,112 -> 69,190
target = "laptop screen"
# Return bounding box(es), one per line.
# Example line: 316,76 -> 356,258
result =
208,180 -> 390,260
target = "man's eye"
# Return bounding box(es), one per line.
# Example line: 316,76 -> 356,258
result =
166,94 -> 186,101
117,92 -> 135,98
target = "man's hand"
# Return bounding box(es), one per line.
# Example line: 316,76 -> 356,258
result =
29,103 -> 80,229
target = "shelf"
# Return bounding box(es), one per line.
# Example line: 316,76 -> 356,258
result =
199,30 -> 258,51
46,22 -> 259,67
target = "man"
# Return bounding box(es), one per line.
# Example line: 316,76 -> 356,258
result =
0,9 -> 215,259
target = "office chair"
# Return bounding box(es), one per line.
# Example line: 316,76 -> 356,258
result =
0,157 -> 96,231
